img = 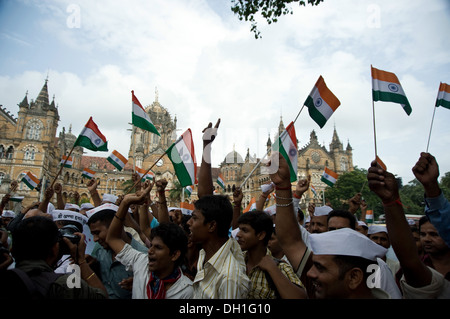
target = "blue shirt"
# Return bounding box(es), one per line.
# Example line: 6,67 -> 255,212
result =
91,234 -> 148,299
425,191 -> 450,248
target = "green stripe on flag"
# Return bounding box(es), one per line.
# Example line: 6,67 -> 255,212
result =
436,99 -> 450,109
22,179 -> 35,190
305,96 -> 327,128
75,135 -> 108,152
372,90 -> 412,115
321,176 -> 335,187
278,142 -> 297,183
167,144 -> 193,187
132,113 -> 160,136
107,157 -> 124,171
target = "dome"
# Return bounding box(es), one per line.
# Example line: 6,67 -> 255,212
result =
223,150 -> 244,165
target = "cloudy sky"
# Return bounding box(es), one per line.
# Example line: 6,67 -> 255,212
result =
1,0 -> 449,184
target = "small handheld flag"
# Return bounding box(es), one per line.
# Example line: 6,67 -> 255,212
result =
371,66 -> 412,115
107,150 -> 128,171
321,167 -> 338,187
166,129 -> 197,187
132,90 -> 160,136
272,121 -> 298,182
217,173 -> 226,191
60,155 -> 73,168
22,172 -> 40,190
82,168 -> 96,179
304,75 -> 341,128
74,117 -> 108,152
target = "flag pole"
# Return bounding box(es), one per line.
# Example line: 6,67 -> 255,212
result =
426,105 -> 437,153
371,65 -> 378,159
292,105 -> 305,126
372,98 -> 378,159
50,143 -> 76,189
132,125 -> 137,173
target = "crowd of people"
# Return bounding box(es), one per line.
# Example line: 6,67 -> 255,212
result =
0,119 -> 449,300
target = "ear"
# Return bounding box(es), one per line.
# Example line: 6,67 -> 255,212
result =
347,268 -> 364,290
207,220 -> 217,233
257,231 -> 267,242
171,250 -> 181,263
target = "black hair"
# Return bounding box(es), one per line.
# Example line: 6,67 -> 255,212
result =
418,215 -> 430,231
327,210 -> 357,230
11,216 -> 59,263
333,255 -> 375,282
87,209 -> 116,227
150,222 -> 188,267
237,210 -> 273,245
55,220 -> 83,233
194,195 -> 233,238
297,208 -> 305,222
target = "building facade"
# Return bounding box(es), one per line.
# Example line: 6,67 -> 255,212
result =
0,80 -> 353,213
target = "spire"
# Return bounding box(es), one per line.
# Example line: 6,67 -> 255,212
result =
35,79 -> 50,107
18,90 -> 29,108
278,115 -> 285,136
330,126 -> 343,151
155,86 -> 159,103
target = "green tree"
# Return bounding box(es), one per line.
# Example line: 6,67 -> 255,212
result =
323,167 -> 384,220
231,0 -> 324,38
440,171 -> 450,199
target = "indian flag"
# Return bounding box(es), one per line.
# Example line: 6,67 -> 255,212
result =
311,184 -> 317,197
321,167 -> 338,187
273,121 -> 298,182
243,197 -> 256,213
107,150 -> 128,171
22,172 -> 40,190
60,155 -> 73,168
371,66 -> 412,115
217,173 -> 225,191
180,202 -> 194,215
305,75 -> 341,128
135,166 -> 155,181
436,82 -> 450,109
131,90 -> 160,136
9,196 -> 24,202
185,185 -> 193,197
166,129 -> 198,187
74,117 -> 108,152
82,168 -> 96,179
366,210 -> 374,223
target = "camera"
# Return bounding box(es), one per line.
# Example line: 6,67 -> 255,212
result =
58,224 -> 81,256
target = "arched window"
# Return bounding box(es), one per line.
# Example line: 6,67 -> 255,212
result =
0,145 -> 4,158
340,157 -> 348,171
0,172 -> 5,185
26,120 -> 42,140
6,146 -> 13,159
24,148 -> 35,160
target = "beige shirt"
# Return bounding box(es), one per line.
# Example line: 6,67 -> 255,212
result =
193,238 -> 250,299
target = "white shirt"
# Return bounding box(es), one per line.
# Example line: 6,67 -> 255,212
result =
115,243 -> 193,299
193,238 -> 250,299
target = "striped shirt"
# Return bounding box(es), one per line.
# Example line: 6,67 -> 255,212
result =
193,238 -> 250,299
246,250 -> 304,299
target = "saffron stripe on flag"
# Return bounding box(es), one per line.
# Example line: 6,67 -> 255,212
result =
436,82 -> 450,109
